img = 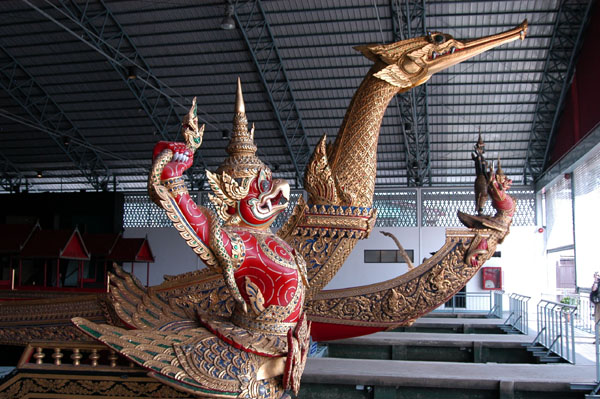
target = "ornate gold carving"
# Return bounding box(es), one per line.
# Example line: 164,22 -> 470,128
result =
277,21 -> 527,299
206,169 -> 250,223
201,316 -> 288,356
71,317 -> 284,399
0,294 -> 120,345
154,183 -> 219,270
304,134 -> 352,205
282,312 -> 310,395
162,176 -> 189,197
304,229 -> 497,328
182,96 -> 204,153
246,277 -> 266,315
0,371 -> 194,398
148,97 -> 204,207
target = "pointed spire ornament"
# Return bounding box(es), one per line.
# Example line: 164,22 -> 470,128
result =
216,77 -> 267,179
477,127 -> 484,149
496,156 -> 504,176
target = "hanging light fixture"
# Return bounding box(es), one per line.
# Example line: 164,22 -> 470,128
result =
127,65 -> 137,80
220,1 -> 235,30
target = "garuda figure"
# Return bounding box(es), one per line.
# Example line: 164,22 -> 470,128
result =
458,156 -> 515,236
74,80 -> 309,398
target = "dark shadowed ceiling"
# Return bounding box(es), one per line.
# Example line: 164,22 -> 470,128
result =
0,0 -> 594,193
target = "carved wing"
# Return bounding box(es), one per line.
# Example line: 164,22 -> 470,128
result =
109,265 -> 196,330
71,317 -> 282,398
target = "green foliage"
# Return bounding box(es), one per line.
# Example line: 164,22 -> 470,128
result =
560,296 -> 577,306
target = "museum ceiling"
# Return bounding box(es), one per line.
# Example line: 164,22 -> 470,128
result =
0,0 -> 593,193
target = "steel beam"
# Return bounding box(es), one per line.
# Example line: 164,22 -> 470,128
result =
391,0 -> 431,187
0,151 -> 25,193
234,0 -> 311,188
0,43 -> 111,191
523,0 -> 592,184
25,0 -> 210,189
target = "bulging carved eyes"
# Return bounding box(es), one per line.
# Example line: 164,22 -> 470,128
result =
428,32 -> 445,44
260,179 -> 271,192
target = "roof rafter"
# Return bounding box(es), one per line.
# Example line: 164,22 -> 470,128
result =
0,150 -> 26,193
24,0 -> 212,189
391,0 -> 431,187
523,0 -> 593,184
234,0 -> 312,188
0,42 -> 111,191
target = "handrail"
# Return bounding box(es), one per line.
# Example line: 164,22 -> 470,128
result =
487,290 -> 504,318
586,318 -> 600,396
434,291 -> 502,314
533,299 -> 577,364
560,292 -> 595,333
504,293 -> 531,334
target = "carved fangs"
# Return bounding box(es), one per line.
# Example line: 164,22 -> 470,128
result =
255,181 -> 290,218
430,46 -> 458,60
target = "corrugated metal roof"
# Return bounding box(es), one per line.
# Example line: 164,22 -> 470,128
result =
0,0 -> 593,192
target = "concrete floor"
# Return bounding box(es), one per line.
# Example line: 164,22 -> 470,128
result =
303,315 -> 599,394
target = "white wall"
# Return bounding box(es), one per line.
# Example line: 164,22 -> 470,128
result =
325,225 -> 545,294
123,227 -> 206,286
124,224 -> 547,299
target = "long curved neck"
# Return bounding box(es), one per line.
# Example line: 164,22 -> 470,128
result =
328,61 -> 402,207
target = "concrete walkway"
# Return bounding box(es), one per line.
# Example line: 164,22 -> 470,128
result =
303,315 -> 599,391
303,357 -> 596,390
330,331 -> 532,346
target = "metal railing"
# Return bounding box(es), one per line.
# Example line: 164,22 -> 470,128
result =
582,319 -> 600,396
531,299 -> 577,364
488,290 -> 504,319
433,291 -> 500,314
503,293 -> 531,334
573,293 -> 594,333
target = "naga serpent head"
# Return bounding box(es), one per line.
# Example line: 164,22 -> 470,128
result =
356,19 -> 527,90
182,96 -> 204,152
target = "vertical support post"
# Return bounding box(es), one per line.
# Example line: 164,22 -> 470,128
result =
570,172 -> 578,287
594,320 -> 600,384
146,262 -> 149,287
56,259 -> 60,288
43,260 -> 47,287
571,308 -> 576,363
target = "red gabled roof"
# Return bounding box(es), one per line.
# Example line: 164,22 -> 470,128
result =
108,237 -> 154,262
20,228 -> 90,260
82,232 -> 121,256
0,222 -> 40,254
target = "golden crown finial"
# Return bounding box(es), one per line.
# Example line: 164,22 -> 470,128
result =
215,78 -> 266,179
235,76 -> 245,115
